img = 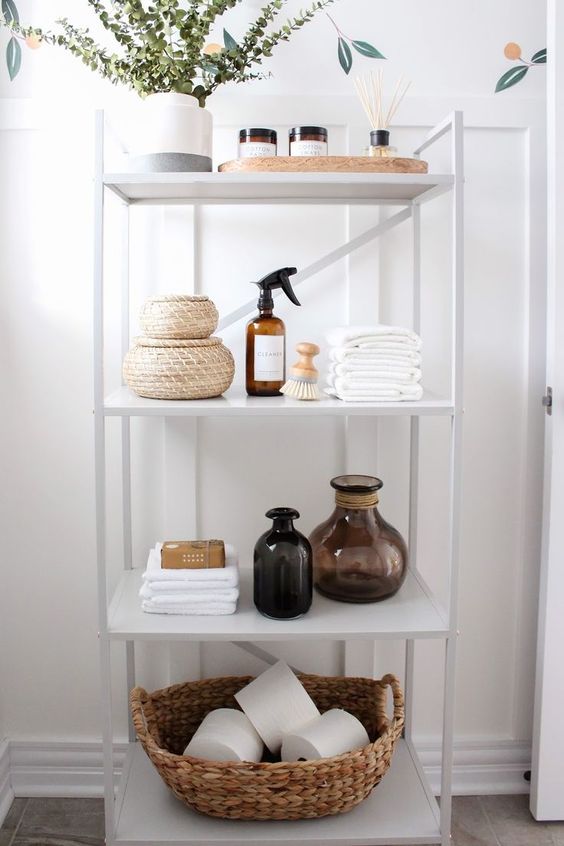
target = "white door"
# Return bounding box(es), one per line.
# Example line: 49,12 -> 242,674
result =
530,0 -> 564,821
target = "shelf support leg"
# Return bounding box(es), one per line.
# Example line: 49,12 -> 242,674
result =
163,418 -> 202,683
93,109 -> 116,842
119,199 -> 136,743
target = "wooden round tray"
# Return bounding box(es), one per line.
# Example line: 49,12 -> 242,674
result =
218,156 -> 428,174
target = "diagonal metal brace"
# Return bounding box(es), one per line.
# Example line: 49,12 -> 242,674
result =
218,206 -> 412,331
231,641 -> 305,675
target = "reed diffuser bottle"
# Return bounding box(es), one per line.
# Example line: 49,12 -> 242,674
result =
354,71 -> 411,158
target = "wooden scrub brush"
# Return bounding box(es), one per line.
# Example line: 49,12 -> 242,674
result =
281,342 -> 321,401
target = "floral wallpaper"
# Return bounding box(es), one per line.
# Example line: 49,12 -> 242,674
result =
495,41 -> 546,92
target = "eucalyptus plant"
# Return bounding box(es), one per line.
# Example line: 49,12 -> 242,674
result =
0,0 -> 336,105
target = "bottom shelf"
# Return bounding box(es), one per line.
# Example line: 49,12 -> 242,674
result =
112,740 -> 441,846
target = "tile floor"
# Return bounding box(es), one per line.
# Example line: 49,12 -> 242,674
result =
1,794 -> 564,846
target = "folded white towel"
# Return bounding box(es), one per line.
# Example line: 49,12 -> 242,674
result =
141,600 -> 237,616
327,366 -> 422,384
143,544 -> 239,589
330,343 -> 422,360
139,584 -> 239,604
327,325 -> 421,349
326,383 -> 424,402
330,377 -> 423,396
329,353 -> 422,369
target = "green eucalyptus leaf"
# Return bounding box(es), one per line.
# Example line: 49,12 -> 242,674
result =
495,65 -> 528,93
351,40 -> 385,59
531,47 -> 547,64
223,28 -> 237,50
338,36 -> 352,75
2,0 -> 19,24
6,35 -> 21,80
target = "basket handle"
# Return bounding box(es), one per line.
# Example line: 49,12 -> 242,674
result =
375,674 -> 405,732
130,686 -> 158,749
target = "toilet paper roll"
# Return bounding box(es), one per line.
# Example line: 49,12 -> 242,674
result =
234,661 -> 320,754
183,708 -> 264,762
281,709 -> 370,761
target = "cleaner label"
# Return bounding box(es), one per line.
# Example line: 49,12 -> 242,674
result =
254,336 -> 284,381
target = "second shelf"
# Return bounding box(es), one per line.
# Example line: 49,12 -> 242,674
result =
107,567 -> 449,641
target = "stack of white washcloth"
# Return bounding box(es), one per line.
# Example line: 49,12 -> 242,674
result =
325,325 -> 423,402
139,543 -> 239,615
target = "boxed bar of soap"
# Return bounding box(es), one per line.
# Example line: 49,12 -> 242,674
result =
161,540 -> 225,569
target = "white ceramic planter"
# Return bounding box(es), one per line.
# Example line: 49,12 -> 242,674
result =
128,93 -> 213,172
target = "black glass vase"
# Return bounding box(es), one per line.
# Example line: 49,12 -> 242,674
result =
254,507 -> 313,620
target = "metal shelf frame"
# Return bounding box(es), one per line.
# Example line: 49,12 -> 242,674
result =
93,110 -> 464,846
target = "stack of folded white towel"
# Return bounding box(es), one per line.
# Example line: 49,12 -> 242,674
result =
325,325 -> 423,402
139,543 -> 239,615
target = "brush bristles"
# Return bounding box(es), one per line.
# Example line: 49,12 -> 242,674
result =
280,377 -> 321,401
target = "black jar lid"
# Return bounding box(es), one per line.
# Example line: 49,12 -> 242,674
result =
239,128 -> 277,142
330,475 -> 383,493
289,126 -> 328,137
370,129 -> 390,147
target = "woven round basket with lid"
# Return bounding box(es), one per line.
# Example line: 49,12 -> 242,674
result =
130,672 -> 404,821
139,295 -> 219,339
123,336 -> 234,400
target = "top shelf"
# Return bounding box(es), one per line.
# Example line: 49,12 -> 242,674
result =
103,172 -> 454,205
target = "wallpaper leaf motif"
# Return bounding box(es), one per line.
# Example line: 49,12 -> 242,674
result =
351,40 -> 385,60
495,65 -> 528,93
1,0 -> 18,25
337,36 -> 352,74
2,0 -> 25,80
327,14 -> 385,74
495,42 -> 547,93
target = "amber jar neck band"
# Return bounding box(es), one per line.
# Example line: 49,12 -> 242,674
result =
335,491 -> 379,510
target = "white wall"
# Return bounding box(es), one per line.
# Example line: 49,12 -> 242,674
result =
0,0 -> 546,775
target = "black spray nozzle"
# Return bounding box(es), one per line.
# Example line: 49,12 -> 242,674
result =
252,267 -> 300,310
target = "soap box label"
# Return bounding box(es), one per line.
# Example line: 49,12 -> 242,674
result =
254,336 -> 284,382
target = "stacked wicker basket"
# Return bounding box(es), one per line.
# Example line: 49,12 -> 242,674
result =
130,672 -> 404,821
123,295 -> 235,400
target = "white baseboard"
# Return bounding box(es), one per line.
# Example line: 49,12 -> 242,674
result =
3,738 -> 531,805
9,741 -> 128,799
0,739 -> 15,828
419,740 -> 531,795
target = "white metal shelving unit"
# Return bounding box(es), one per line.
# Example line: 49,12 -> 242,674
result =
94,111 -> 464,846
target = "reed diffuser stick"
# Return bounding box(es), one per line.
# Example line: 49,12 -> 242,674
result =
354,71 -> 411,130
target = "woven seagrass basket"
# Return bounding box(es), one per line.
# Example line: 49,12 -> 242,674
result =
140,295 -> 219,340
123,336 -> 234,400
130,673 -> 404,821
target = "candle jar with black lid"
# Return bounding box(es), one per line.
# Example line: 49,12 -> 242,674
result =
239,128 -> 277,158
254,508 -> 313,619
309,475 -> 407,603
289,126 -> 328,156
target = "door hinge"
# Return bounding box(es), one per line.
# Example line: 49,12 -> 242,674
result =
543,386 -> 553,415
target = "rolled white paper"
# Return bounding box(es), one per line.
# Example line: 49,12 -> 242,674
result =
234,661 -> 320,754
183,708 -> 264,763
281,708 -> 370,761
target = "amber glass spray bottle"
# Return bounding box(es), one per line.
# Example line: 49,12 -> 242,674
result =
246,267 -> 300,396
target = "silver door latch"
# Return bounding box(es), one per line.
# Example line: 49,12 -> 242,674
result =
543,386 -> 553,415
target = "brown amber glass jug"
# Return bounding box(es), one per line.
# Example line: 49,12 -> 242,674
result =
309,475 -> 407,603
